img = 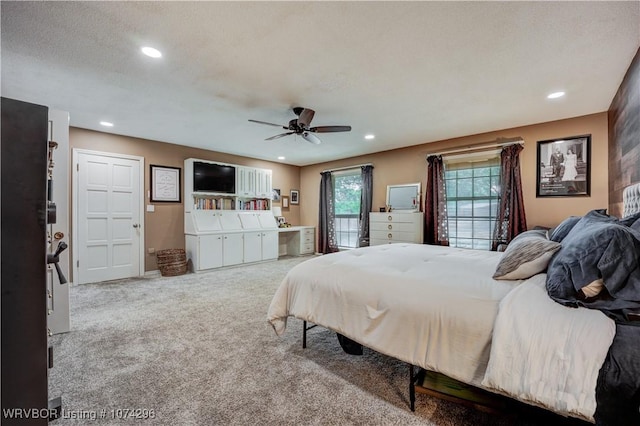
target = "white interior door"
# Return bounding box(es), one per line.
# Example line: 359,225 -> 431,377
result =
76,151 -> 143,284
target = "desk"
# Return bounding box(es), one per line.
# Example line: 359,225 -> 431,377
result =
277,226 -> 315,257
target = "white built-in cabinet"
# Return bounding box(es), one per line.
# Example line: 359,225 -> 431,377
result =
184,158 -> 278,272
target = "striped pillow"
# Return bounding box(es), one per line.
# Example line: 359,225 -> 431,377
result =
493,230 -> 561,280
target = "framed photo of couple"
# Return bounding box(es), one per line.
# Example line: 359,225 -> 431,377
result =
536,135 -> 591,197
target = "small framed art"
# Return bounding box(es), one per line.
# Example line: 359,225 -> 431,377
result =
150,165 -> 181,203
290,189 -> 299,205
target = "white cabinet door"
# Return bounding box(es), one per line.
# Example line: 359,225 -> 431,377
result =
261,231 -> 278,260
243,232 -> 262,263
255,169 -> 272,198
223,233 -> 244,266
237,167 -> 256,197
199,234 -> 223,270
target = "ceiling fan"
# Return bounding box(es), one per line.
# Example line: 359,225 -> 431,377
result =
248,107 -> 351,145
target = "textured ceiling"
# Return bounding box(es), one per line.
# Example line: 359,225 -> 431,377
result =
2,1 -> 639,166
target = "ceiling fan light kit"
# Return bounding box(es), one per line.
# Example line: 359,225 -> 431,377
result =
249,107 -> 351,145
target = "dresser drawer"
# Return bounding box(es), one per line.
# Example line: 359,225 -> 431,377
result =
370,221 -> 419,233
371,212 -> 422,222
370,238 -> 418,246
370,229 -> 420,243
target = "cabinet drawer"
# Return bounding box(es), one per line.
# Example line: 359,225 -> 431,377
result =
300,243 -> 315,254
370,238 -> 420,246
370,213 -> 420,224
370,229 -> 420,243
301,235 -> 314,244
302,228 -> 315,237
370,221 -> 418,233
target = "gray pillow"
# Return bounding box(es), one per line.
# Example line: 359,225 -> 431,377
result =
493,230 -> 561,280
549,209 -> 609,243
549,216 -> 581,242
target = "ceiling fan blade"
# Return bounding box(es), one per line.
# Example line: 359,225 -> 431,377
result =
297,108 -> 315,128
309,125 -> 352,133
265,132 -> 294,141
249,119 -> 286,128
302,131 -> 322,145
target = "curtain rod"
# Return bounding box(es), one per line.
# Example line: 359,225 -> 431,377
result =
426,137 -> 524,158
321,162 -> 373,173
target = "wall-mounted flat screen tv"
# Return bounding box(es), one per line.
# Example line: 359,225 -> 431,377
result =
193,162 -> 236,193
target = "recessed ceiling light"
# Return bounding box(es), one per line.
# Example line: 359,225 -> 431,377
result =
364,134 -> 375,140
100,121 -> 114,127
277,156 -> 285,160
141,46 -> 162,58
547,91 -> 565,99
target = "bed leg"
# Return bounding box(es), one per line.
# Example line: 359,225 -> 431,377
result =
303,320 -> 307,349
409,364 -> 416,412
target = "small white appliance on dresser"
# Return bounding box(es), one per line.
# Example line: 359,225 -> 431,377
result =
369,212 -> 424,245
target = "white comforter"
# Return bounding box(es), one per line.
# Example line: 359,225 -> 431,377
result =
267,244 -> 519,385
268,244 -> 619,421
482,273 -> 615,422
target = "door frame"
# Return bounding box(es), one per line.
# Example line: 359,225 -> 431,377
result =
72,149 -> 145,283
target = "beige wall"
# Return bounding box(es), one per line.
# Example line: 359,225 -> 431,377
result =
299,112 -> 609,231
71,112 -> 608,271
70,128 -> 301,271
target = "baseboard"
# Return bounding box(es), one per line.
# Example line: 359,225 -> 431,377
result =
144,270 -> 161,278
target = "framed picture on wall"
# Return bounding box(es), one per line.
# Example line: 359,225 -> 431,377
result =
150,165 -> 181,202
272,188 -> 281,202
536,135 -> 591,197
282,195 -> 289,209
290,189 -> 299,205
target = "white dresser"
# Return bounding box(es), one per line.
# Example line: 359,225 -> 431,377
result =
369,212 -> 424,245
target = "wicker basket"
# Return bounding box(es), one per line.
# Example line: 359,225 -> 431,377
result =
156,249 -> 187,277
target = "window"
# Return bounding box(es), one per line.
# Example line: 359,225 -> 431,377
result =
444,153 -> 500,250
333,170 -> 362,249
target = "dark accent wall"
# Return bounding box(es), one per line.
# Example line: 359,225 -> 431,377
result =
608,47 -> 640,217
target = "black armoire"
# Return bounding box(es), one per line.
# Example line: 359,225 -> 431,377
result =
1,97 -> 50,425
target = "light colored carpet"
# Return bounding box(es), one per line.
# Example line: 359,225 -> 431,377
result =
49,256 -> 587,425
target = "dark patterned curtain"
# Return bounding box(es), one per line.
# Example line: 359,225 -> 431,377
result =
425,155 -> 449,245
318,171 -> 339,254
492,144 -> 527,250
357,165 -> 374,247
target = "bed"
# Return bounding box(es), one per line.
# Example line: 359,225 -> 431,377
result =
267,183 -> 640,424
